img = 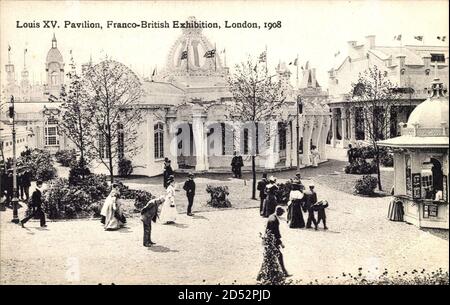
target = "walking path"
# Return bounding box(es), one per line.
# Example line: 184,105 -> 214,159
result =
1,169 -> 448,284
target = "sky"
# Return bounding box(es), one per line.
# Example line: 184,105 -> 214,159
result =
0,0 -> 449,89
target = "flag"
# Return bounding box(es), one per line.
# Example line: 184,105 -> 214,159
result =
204,49 -> 216,58
334,51 -> 340,57
220,48 -> 226,54
181,50 -> 188,60
48,94 -> 58,102
8,45 -> 11,52
394,34 -> 402,41
289,58 -> 298,66
414,36 -> 423,41
24,48 -> 27,53
437,36 -> 447,42
253,64 -> 257,72
152,68 -> 156,77
258,51 -> 266,63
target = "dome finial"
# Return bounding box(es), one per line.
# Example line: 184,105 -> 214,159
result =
429,61 -> 446,98
52,33 -> 57,48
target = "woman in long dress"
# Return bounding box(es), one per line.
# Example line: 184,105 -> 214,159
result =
287,183 -> 305,228
262,177 -> 279,218
310,145 -> 320,168
159,178 -> 177,224
101,189 -> 125,230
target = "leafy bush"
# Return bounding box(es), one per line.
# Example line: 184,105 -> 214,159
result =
257,231 -> 290,285
113,181 -> 153,210
206,185 -> 231,208
55,149 -> 77,167
345,159 -> 377,174
304,268 -> 449,285
42,178 -> 93,219
354,175 -> 378,196
380,152 -> 394,167
118,158 -> 133,177
18,148 -> 57,181
68,160 -> 92,185
77,174 -> 109,201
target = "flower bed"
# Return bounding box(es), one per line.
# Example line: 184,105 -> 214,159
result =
206,185 -> 231,208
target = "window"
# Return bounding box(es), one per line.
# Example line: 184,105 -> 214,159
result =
51,72 -> 58,86
278,122 -> 287,151
405,154 -> 412,197
154,122 -> 164,159
243,128 -> 249,154
44,116 -> 59,146
221,123 -> 226,156
431,53 -> 445,63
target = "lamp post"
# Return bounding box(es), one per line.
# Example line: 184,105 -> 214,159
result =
296,95 -> 303,170
8,95 -> 20,224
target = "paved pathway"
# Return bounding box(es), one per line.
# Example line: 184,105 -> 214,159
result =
1,174 -> 448,284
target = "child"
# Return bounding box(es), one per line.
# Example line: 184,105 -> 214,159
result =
313,200 -> 329,230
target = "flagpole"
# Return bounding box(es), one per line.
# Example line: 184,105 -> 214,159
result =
214,43 -> 217,72
224,48 -> 227,67
8,45 -> 11,63
265,45 -> 268,72
187,48 -> 189,74
296,53 -> 299,89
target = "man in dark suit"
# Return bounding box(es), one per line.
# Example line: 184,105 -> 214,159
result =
19,168 -> 32,201
257,173 -> 268,215
304,184 -> 318,230
183,173 -> 196,216
266,206 -> 291,277
231,152 -> 243,178
21,180 -> 46,228
141,196 -> 165,247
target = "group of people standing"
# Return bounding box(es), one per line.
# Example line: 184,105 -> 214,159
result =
257,172 -> 329,230
1,167 -> 32,206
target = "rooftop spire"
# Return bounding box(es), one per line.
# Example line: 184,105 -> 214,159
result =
430,61 -> 445,98
52,33 -> 57,48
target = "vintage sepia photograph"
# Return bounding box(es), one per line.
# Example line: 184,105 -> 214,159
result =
0,0 -> 448,288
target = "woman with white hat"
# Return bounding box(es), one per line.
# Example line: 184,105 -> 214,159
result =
159,176 -> 177,224
287,183 -> 305,228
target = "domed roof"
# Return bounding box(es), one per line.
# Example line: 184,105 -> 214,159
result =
407,79 -> 449,129
46,34 -> 63,64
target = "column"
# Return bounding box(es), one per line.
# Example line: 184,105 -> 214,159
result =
331,108 -> 337,147
315,116 -> 324,160
192,112 -> 208,171
233,121 -> 241,154
341,108 -> 348,146
264,120 -> 277,169
166,115 -> 178,170
302,117 -> 314,166
320,116 -> 331,160
349,107 -> 356,143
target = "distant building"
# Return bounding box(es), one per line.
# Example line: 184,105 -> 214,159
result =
327,35 -> 449,148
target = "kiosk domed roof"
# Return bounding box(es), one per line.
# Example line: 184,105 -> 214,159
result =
46,34 -> 63,63
407,78 -> 449,129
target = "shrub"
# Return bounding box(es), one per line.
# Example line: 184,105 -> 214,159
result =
77,174 -> 109,201
68,160 -> 92,185
257,231 -> 290,285
42,178 -> 93,219
18,148 -> 57,181
345,159 -> 377,175
354,175 -> 378,195
206,185 -> 231,208
118,158 -> 133,177
380,152 -> 394,167
113,181 -> 153,210
55,149 -> 77,167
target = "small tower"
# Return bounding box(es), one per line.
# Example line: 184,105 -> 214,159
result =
45,34 -> 64,96
5,46 -> 15,86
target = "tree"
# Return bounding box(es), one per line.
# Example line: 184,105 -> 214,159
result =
350,65 -> 399,191
58,55 -> 92,172
83,59 -> 144,183
227,57 -> 286,199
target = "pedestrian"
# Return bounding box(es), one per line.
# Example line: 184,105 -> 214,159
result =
20,180 -> 46,228
347,144 -> 354,164
262,176 -> 278,218
231,152 -> 243,178
313,199 -> 329,230
101,186 -> 125,231
163,158 -> 174,189
257,173 -> 269,215
304,184 -> 318,230
257,206 -> 291,279
287,183 -> 305,228
310,145 -> 320,168
19,168 -> 31,201
141,195 -> 166,247
291,172 -> 305,191
160,176 -> 177,224
183,173 -> 196,216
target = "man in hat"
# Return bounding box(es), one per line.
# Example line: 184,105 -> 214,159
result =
304,184 -> 318,230
21,180 -> 46,228
231,152 -> 244,178
183,173 -> 196,216
19,168 -> 31,201
141,195 -> 165,247
163,158 -> 174,189
257,173 -> 269,215
265,206 -> 291,277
